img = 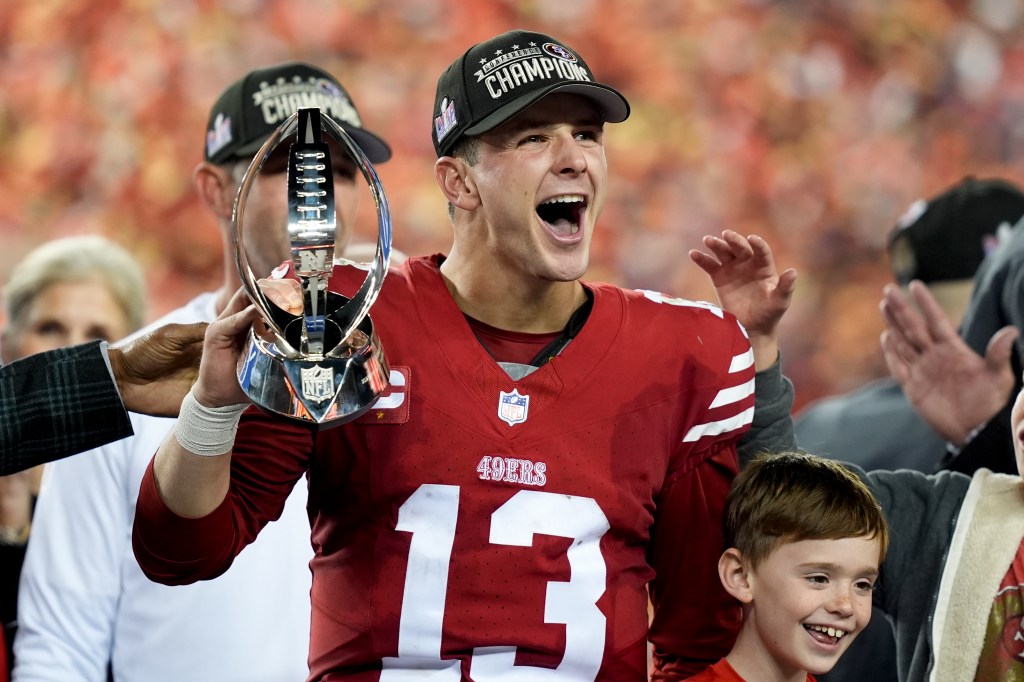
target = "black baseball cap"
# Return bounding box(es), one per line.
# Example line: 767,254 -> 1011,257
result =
204,62 -> 391,165
888,177 -> 1024,286
431,30 -> 630,157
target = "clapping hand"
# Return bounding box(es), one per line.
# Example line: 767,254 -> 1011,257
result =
880,280 -> 1018,444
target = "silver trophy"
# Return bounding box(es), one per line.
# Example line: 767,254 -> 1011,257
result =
233,107 -> 391,427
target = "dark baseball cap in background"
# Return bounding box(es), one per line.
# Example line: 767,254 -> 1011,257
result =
431,29 -> 630,157
204,62 -> 391,165
888,177 -> 1024,286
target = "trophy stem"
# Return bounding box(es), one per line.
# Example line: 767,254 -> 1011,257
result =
289,111 -> 337,359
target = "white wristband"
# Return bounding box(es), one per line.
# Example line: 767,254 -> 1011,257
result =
174,388 -> 249,456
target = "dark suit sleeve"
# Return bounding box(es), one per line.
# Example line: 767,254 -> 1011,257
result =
0,341 -> 133,475
946,224 -> 1024,474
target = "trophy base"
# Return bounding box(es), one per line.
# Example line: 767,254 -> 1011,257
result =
236,315 -> 390,428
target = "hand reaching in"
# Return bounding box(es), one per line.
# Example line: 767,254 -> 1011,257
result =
880,281 -> 1018,444
109,322 -> 207,417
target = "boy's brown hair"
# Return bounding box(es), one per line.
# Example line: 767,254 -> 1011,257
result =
725,451 -> 889,568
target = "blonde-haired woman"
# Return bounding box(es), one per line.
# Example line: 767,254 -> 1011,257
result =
0,235 -> 146,678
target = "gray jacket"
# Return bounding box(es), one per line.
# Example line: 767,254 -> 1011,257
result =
794,377 -> 946,473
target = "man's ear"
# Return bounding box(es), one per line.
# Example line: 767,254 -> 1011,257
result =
719,548 -> 754,604
193,161 -> 235,219
434,156 -> 479,212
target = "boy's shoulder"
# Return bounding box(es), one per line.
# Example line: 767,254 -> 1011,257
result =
684,658 -> 818,681
683,658 -> 743,682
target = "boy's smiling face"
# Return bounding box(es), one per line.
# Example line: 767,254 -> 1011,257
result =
723,535 -> 881,680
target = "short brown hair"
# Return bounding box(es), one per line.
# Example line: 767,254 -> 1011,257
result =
725,451 -> 889,569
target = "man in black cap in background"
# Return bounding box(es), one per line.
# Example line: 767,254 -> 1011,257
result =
796,176 -> 1024,474
14,62 -> 392,682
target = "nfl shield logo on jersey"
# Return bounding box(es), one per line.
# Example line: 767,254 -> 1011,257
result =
498,388 -> 530,426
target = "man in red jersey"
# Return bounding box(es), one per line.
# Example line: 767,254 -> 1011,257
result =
132,30 -> 794,681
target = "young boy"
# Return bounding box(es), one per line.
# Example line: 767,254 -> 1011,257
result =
688,452 -> 890,681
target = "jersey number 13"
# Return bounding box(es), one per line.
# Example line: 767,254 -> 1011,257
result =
380,484 -> 611,681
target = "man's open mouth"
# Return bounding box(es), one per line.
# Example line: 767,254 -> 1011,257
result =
536,194 -> 586,236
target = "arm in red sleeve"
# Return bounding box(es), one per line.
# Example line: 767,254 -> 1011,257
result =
133,407 -> 316,585
648,441 -> 741,681
133,457 -> 237,584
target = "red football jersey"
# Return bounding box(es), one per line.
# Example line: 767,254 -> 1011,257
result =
135,255 -> 755,681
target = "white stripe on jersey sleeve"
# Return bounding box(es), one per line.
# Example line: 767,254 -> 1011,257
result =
729,348 -> 754,373
682,406 -> 755,443
709,378 -> 755,408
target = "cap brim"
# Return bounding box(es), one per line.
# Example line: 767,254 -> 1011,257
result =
463,82 -> 630,138
231,125 -> 392,165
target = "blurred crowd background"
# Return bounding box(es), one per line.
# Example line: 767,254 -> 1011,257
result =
1,0 -> 1022,411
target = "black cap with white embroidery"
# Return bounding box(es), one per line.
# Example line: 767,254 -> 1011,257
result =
204,61 -> 391,165
888,177 -> 1024,286
431,30 -> 630,157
